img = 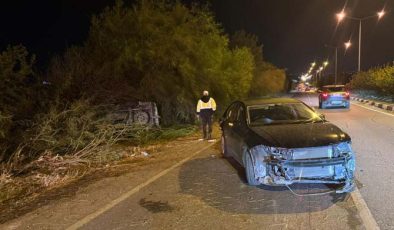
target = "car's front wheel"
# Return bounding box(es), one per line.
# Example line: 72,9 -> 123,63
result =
244,151 -> 259,186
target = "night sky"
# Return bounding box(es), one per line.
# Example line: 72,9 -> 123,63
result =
1,0 -> 393,76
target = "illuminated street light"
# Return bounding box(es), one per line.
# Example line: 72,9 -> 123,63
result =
323,61 -> 329,67
345,40 -> 351,49
378,10 -> 385,19
336,8 -> 386,71
311,62 -> 316,67
319,66 -> 323,71
336,11 -> 346,22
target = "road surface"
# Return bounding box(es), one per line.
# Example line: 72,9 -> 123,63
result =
298,92 -> 394,230
2,92 -> 394,230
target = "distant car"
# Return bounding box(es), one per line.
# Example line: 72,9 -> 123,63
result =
318,85 -> 350,109
220,98 -> 355,194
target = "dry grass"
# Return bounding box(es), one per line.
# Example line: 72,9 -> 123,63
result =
0,100 -> 197,209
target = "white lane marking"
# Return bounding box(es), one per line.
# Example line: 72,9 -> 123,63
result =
352,102 -> 394,117
66,141 -> 216,230
350,188 -> 380,230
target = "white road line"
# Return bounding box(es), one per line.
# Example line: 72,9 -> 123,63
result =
66,141 -> 216,230
350,188 -> 380,230
352,102 -> 394,117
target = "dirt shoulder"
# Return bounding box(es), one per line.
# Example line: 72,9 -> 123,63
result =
0,125 -> 220,228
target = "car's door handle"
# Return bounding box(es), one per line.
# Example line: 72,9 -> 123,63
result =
228,122 -> 234,127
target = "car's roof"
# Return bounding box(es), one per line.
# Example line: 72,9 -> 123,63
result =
241,97 -> 302,106
323,85 -> 345,88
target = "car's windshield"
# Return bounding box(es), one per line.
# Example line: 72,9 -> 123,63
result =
324,87 -> 345,92
248,102 -> 322,126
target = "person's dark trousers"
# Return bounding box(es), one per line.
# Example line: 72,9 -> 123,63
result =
200,115 -> 213,140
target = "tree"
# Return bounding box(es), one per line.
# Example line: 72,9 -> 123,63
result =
230,31 -> 286,97
49,0 -> 256,124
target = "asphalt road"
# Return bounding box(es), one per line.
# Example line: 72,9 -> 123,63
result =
71,93 -> 379,230
296,92 -> 394,230
3,92 -> 394,230
78,148 -> 361,230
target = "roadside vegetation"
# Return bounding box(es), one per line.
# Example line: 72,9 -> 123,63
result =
0,0 -> 286,208
348,64 -> 394,100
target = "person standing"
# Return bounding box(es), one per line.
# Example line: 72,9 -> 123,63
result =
196,90 -> 216,141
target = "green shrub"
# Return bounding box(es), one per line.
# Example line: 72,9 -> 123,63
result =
350,65 -> 394,96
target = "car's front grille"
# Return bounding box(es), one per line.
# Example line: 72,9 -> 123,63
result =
292,146 -> 333,160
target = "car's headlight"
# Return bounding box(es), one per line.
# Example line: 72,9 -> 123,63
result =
334,141 -> 353,157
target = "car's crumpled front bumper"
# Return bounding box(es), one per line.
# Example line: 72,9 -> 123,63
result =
250,145 -> 355,193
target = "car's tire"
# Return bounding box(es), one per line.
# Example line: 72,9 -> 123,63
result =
221,135 -> 230,158
244,151 -> 259,186
345,103 -> 350,109
318,100 -> 322,109
133,110 -> 150,124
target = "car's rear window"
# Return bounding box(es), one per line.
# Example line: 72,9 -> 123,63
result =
324,87 -> 345,92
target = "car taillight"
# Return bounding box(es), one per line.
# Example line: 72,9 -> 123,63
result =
321,93 -> 328,101
345,92 -> 350,99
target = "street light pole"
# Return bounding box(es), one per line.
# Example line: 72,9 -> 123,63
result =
335,47 -> 338,84
336,9 -> 385,72
358,20 -> 361,72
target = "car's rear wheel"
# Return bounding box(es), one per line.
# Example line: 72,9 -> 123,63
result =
244,151 -> 259,186
318,100 -> 322,109
221,135 -> 230,158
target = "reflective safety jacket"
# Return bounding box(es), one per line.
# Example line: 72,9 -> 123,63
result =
196,96 -> 216,117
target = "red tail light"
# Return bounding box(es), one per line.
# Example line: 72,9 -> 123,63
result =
345,91 -> 350,99
321,93 -> 328,101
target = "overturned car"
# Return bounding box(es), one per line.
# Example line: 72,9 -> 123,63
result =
220,98 -> 355,193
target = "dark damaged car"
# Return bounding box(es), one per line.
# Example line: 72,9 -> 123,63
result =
220,98 -> 355,193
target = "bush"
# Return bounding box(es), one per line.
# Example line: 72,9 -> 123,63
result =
349,65 -> 394,96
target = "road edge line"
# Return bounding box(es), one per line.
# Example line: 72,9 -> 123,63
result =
349,188 -> 380,230
66,141 -> 216,230
351,102 -> 394,117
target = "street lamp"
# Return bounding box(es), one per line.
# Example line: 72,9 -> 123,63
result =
378,10 -> 385,19
336,11 -> 346,22
344,40 -> 351,49
325,41 -> 350,84
336,8 -> 386,72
